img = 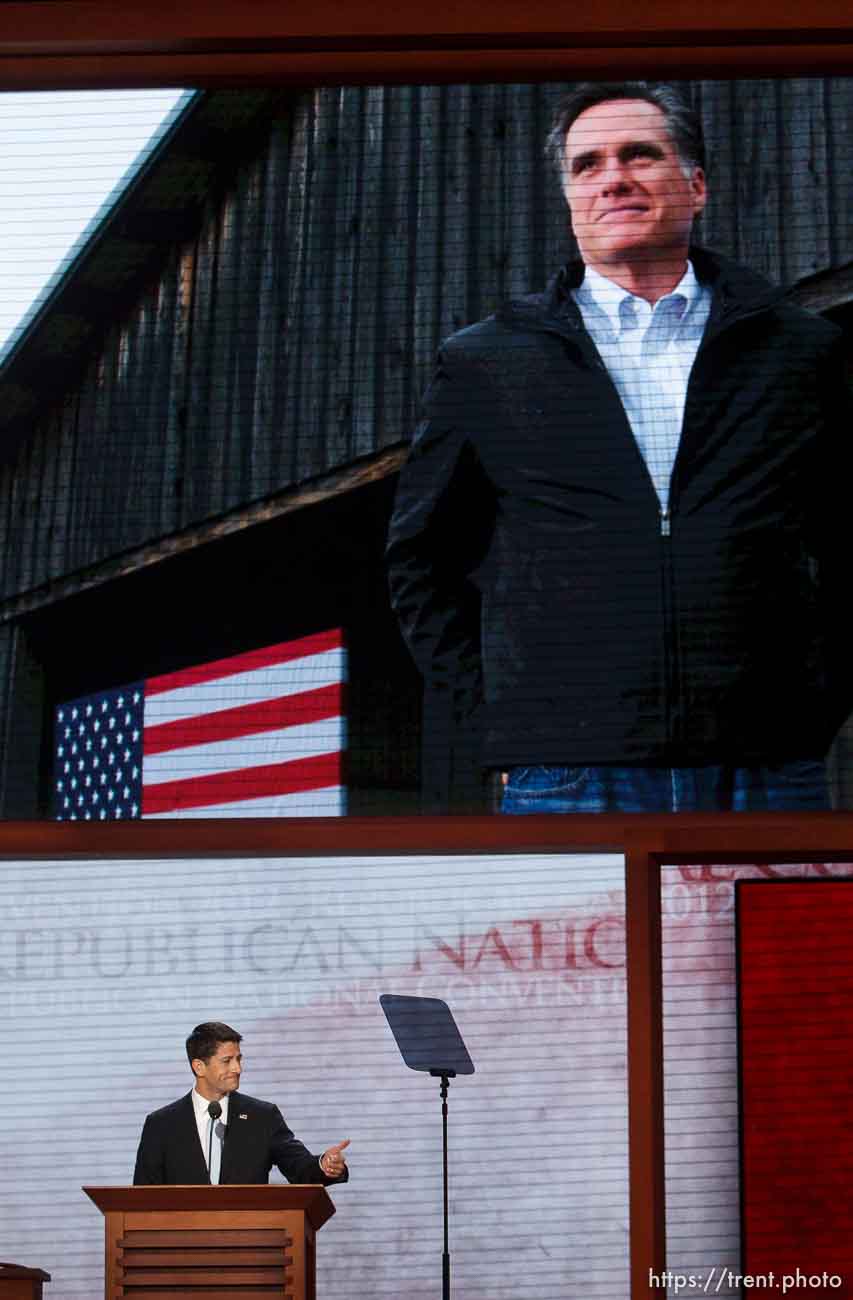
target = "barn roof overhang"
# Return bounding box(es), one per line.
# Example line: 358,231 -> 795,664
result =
0,86 -> 285,454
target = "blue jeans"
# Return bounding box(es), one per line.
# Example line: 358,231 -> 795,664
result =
501,761 -> 830,814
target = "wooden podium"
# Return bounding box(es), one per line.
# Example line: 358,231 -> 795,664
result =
0,1265 -> 50,1300
83,1185 -> 335,1300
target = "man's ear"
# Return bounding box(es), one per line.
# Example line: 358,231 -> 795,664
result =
691,166 -> 707,219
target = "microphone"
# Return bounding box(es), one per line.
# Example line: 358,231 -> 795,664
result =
207,1101 -> 223,1180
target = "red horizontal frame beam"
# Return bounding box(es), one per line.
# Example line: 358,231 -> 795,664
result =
2,811 -> 852,860
1,0 -> 853,88
3,1 -> 853,50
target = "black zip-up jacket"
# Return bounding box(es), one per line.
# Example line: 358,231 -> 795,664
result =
386,248 -> 853,769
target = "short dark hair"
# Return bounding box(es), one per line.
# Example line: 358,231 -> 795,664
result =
546,81 -> 706,190
186,1021 -> 242,1068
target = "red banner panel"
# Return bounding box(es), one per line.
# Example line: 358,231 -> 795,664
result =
738,880 -> 853,1296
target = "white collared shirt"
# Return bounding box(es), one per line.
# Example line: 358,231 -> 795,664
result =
191,1088 -> 230,1167
571,260 -> 712,512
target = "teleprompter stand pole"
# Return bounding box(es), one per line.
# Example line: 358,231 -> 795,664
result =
379,994 -> 475,1300
432,1069 -> 454,1300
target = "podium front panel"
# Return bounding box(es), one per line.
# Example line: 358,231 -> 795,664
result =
104,1210 -> 312,1300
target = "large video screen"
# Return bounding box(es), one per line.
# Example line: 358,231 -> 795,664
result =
3,77 -> 853,817
0,852 -> 628,1299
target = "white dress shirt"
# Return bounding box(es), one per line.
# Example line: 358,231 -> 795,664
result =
571,260 -> 712,514
192,1087 -> 229,1182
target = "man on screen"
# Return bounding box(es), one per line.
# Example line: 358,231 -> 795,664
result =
387,81 -> 852,813
133,1021 -> 350,1186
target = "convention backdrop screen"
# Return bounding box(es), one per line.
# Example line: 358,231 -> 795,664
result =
0,851 -> 629,1299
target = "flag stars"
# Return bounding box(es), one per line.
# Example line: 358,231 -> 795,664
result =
54,668 -> 242,822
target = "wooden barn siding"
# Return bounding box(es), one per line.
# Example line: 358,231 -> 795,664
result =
2,77 -> 853,607
0,623 -> 13,815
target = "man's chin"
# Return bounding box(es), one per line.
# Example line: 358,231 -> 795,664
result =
594,238 -> 660,262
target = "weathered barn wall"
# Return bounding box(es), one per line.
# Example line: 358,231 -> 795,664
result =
0,624 -> 12,816
0,621 -> 43,817
2,78 -> 852,609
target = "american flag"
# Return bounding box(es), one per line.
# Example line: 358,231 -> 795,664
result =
52,629 -> 346,819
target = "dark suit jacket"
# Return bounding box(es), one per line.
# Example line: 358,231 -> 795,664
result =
133,1089 -> 348,1186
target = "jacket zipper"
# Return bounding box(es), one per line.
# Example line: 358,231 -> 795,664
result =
540,318 -> 684,750
659,504 -> 679,751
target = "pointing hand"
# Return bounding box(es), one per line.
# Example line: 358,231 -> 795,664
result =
320,1138 -> 350,1178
